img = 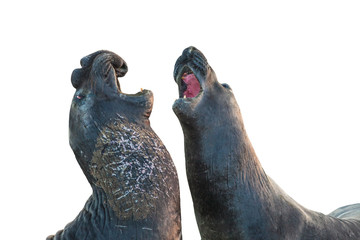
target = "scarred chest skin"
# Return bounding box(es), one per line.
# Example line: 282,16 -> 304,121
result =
90,117 -> 178,222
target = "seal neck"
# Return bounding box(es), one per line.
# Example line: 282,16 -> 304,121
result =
184,110 -> 271,192
182,100 -> 279,237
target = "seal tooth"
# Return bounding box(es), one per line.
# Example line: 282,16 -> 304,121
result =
184,95 -> 187,99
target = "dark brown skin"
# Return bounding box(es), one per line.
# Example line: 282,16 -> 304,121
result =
173,46 -> 360,239
47,50 -> 181,240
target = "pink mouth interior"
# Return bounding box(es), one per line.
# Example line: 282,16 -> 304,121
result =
182,73 -> 200,98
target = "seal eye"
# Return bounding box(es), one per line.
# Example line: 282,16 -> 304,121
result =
76,94 -> 85,100
221,83 -> 232,90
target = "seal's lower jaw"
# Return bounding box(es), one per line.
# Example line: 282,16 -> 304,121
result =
120,89 -> 154,118
172,96 -> 201,121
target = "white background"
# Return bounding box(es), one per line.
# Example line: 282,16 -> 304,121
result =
1,1 -> 360,239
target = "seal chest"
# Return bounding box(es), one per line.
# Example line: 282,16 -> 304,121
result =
91,118 -> 176,221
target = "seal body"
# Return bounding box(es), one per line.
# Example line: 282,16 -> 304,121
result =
172,46 -> 360,239
47,50 -> 181,240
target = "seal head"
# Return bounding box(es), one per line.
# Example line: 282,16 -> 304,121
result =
173,46 -> 233,127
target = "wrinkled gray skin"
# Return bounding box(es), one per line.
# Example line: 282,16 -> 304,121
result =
47,50 -> 181,240
173,46 -> 360,240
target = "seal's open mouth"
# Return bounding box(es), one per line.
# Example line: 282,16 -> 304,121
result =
176,66 -> 202,99
112,67 -> 149,98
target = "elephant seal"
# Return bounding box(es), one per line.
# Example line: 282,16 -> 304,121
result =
172,46 -> 360,239
47,50 -> 181,240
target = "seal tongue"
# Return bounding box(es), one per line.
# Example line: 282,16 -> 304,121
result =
183,73 -> 200,98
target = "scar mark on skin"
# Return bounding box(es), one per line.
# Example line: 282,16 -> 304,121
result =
90,118 -> 177,220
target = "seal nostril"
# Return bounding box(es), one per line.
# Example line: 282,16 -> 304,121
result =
80,56 -> 90,68
187,46 -> 198,54
182,46 -> 195,58
71,68 -> 84,89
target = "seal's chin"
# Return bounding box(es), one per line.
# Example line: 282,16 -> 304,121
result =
175,65 -> 203,99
